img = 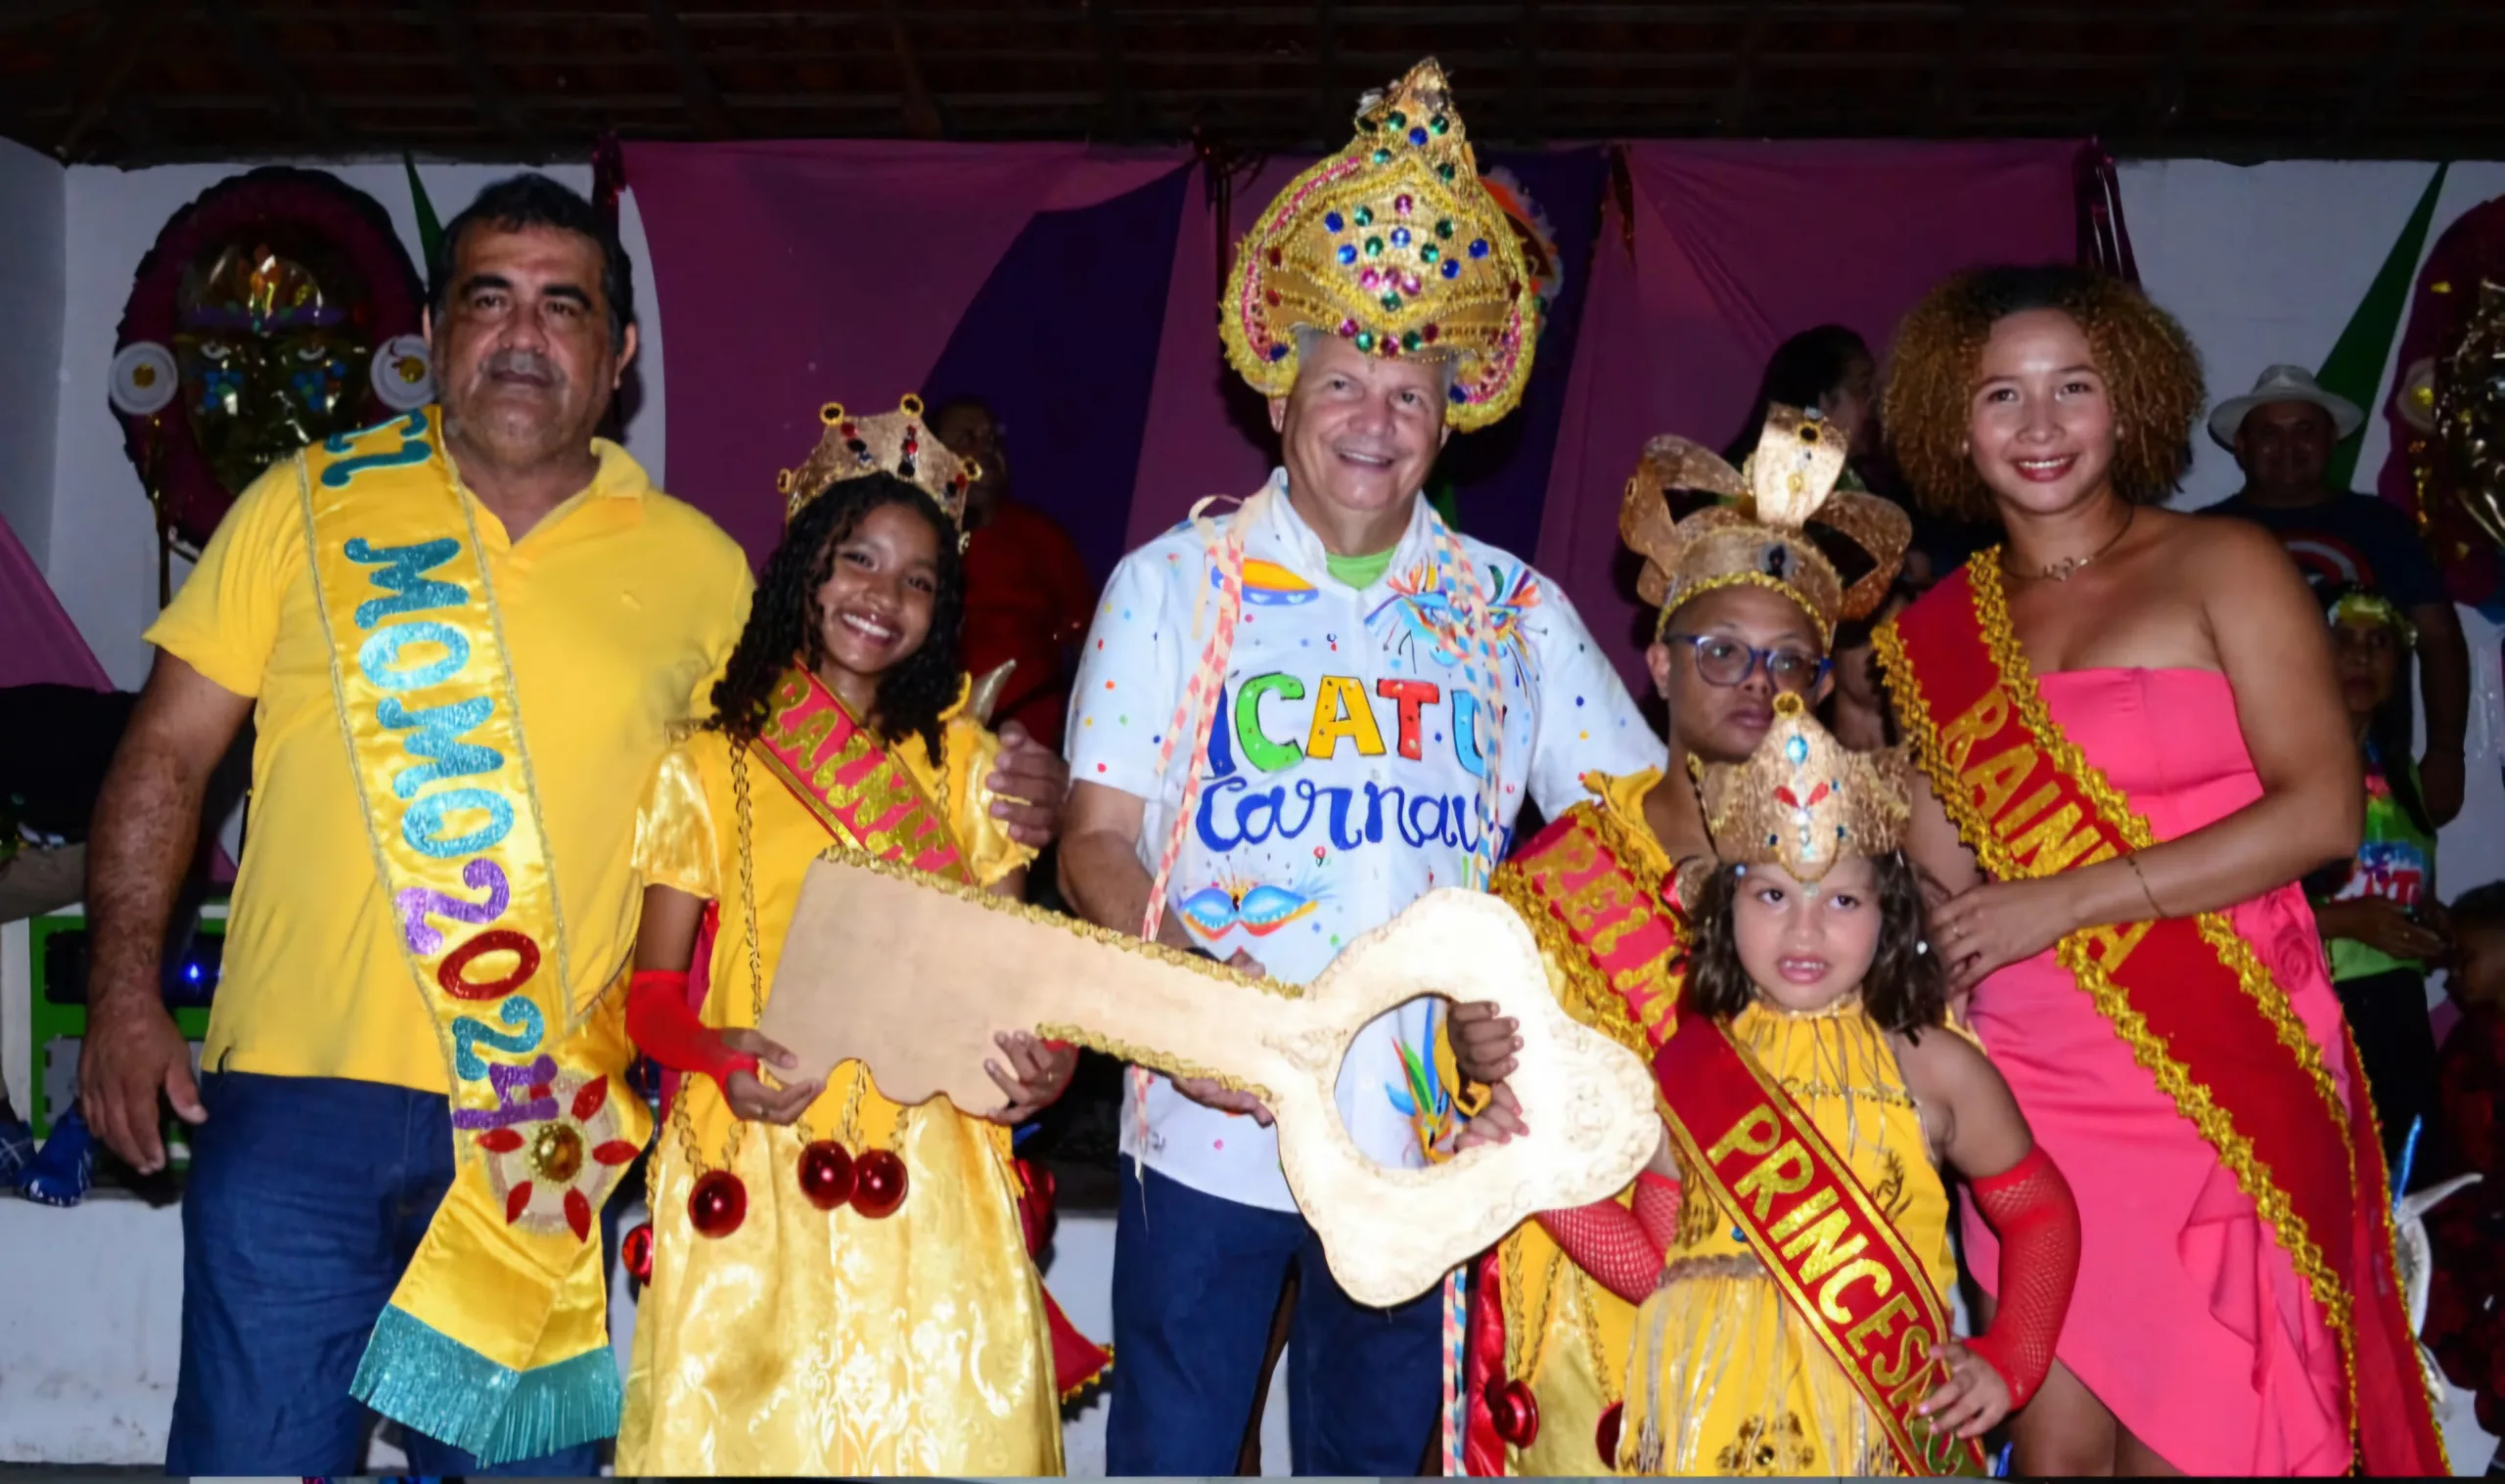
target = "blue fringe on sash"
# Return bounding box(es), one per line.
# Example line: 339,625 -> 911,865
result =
351,1305 -> 620,1465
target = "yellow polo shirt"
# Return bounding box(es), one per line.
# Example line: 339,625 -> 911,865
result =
146,435 -> 754,1094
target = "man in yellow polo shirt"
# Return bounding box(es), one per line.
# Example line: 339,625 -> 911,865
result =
78,175 -> 1069,1474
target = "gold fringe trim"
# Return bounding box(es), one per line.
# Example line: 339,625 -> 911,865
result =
1879,553 -> 2362,1435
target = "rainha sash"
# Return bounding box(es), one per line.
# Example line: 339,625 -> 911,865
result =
305,409 -> 646,1464
750,666 -> 970,884
1875,553 -> 2445,1475
1467,793 -> 1686,1472
746,663 -> 1111,1398
1654,1005 -> 1987,1477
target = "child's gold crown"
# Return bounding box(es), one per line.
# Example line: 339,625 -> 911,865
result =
1701,693 -> 1910,883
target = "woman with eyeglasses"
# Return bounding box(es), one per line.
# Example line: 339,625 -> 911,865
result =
1449,409 -> 1912,1474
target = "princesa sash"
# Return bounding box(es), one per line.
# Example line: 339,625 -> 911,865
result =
752,666 -> 971,884
303,410 -> 648,1464
745,663 -> 1112,1398
1654,1006 -> 1987,1477
1875,554 -> 2446,1475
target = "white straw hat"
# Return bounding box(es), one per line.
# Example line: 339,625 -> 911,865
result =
2208,364 -> 2364,449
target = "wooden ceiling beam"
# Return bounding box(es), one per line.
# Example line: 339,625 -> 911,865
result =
56,0 -> 180,160
2330,0 -> 2443,146
410,0 -> 546,160
1511,0 -> 1542,143
1312,0 -> 1340,146
644,0 -> 735,140
208,0 -> 341,151
1718,0 -> 1770,136
878,0 -> 945,139
1087,0 -> 1138,140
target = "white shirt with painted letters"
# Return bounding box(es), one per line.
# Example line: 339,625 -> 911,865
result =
1068,473 -> 1661,1213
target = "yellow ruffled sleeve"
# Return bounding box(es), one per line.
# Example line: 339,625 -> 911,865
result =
633,733 -> 723,902
937,712 -> 1037,889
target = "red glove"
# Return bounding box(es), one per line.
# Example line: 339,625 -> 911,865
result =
1533,1172 -> 1682,1306
1964,1142 -> 2081,1410
624,967 -> 757,1093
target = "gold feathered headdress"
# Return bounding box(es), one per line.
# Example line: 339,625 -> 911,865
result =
1619,405 -> 1911,643
1700,694 -> 1910,884
1219,58 -> 1537,431
776,394 -> 979,529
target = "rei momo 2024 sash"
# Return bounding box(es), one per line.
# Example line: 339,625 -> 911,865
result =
303,410 -> 648,1465
749,665 -> 971,885
1655,1007 -> 1987,1477
1875,555 -> 2446,1475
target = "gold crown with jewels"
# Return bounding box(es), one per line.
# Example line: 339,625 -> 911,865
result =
1700,693 -> 1911,884
1619,405 -> 1911,643
1219,58 -> 1538,431
776,394 -> 978,529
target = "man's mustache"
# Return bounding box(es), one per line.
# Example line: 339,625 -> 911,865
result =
479,349 -> 562,386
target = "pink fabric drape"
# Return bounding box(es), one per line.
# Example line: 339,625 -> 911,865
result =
625,141 -> 1189,562
1533,140 -> 2083,691
0,514 -> 112,691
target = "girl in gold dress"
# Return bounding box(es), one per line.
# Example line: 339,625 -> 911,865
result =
1469,696 -> 2082,1475
614,403 -> 1080,1474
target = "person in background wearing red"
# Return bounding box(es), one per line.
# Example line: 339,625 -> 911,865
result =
931,397 -> 1097,749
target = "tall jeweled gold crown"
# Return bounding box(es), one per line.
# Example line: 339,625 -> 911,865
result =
1701,694 -> 1910,883
776,394 -> 978,528
1220,59 -> 1537,431
1619,405 -> 1911,643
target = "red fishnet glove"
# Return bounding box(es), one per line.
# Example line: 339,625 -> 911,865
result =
1965,1143 -> 2080,1410
1534,1172 -> 1681,1306
625,967 -> 757,1092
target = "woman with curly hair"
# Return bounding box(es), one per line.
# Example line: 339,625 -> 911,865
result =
613,405 -> 1087,1473
1872,264 -> 2446,1475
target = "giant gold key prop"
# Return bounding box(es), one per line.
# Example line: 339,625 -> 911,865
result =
760,847 -> 1662,1308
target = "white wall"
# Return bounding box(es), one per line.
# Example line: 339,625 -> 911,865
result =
39,160 -> 667,689
2120,158 -> 2505,903
0,138 -> 66,563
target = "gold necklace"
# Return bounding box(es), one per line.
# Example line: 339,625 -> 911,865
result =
2020,505 -> 2135,582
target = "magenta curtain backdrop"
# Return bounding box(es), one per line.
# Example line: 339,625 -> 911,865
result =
1533,140 -> 2083,692
0,515 -> 112,691
624,140 -> 1192,562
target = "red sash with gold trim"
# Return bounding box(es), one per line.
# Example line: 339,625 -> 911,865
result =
1467,797 -> 1687,1472
1656,1004 -> 1987,1477
1492,796 -> 1688,1057
736,664 -> 1110,1400
752,666 -> 971,884
1876,558 -> 2443,1475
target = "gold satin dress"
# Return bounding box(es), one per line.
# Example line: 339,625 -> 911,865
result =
1621,997 -> 1958,1477
615,711 -> 1063,1475
1485,768 -> 1671,1475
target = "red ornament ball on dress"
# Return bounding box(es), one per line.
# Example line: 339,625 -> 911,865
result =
688,1169 -> 747,1237
797,1140 -> 856,1211
850,1148 -> 909,1219
620,1220 -> 655,1283
1486,1375 -> 1539,1448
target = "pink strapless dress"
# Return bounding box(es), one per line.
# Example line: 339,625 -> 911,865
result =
1958,669 -> 2354,1476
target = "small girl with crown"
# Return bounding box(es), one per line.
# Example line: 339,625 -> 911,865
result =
1466,695 -> 2082,1475
613,397 -> 1099,1474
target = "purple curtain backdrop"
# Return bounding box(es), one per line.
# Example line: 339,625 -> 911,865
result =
921,166 -> 1192,585
0,514 -> 112,691
1533,140 -> 2084,692
624,141 -> 1189,563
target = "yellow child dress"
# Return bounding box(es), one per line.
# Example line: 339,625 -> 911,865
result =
615,702 -> 1062,1475
1621,995 -> 1958,1477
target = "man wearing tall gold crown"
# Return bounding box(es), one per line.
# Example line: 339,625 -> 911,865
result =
1452,409 -> 1911,1474
76,175 -> 1071,1473
1058,60 -> 1660,1473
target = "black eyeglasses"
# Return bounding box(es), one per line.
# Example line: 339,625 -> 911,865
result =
1661,633 -> 1831,693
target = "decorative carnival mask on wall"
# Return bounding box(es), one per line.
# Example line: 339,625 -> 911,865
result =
110,167 -> 428,594
2384,192 -> 2505,608
2431,280 -> 2505,551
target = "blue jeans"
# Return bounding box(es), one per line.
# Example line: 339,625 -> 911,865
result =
1106,1163 -> 1439,1474
166,1072 -> 603,1475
